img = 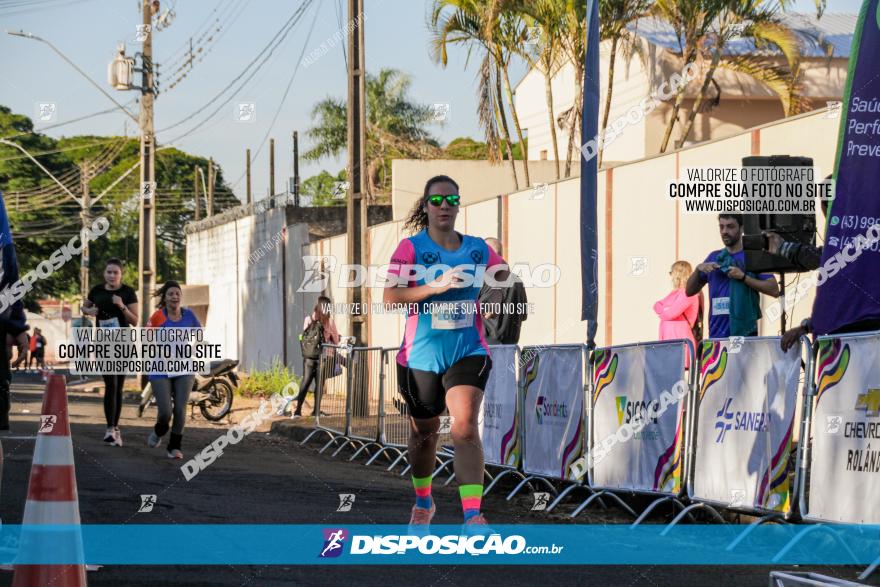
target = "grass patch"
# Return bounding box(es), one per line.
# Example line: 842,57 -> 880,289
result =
237,359 -> 300,398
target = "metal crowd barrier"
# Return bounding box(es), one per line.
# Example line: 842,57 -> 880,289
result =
556,340 -> 695,521
294,334 -> 879,565
789,330 -> 880,581
331,346 -> 384,460
664,336 -> 810,543
506,344 -> 588,504
300,343 -> 351,450
480,345 -> 527,496
364,347 -> 454,476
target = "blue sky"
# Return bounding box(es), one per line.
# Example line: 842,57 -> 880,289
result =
0,0 -> 865,201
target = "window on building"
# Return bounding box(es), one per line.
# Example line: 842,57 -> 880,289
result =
540,150 -> 548,160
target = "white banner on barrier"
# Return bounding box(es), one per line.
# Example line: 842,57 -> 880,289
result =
479,345 -> 520,468
522,346 -> 584,480
807,334 -> 880,523
591,343 -> 686,494
691,337 -> 800,514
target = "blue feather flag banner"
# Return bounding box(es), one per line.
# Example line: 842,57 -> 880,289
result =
580,0 -> 600,346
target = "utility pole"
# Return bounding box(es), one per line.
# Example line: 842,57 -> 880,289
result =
269,138 -> 276,199
246,148 -> 252,206
79,161 -> 91,300
138,0 -> 157,331
347,0 -> 367,345
347,0 -> 368,418
292,131 -> 300,207
193,166 -> 201,221
207,158 -> 214,216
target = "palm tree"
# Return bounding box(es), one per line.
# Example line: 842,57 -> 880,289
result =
431,0 -> 529,188
653,0 -> 729,153
597,0 -> 654,167
557,0 -> 587,177
516,0 -> 567,180
653,0 -> 812,153
676,2 -> 811,148
304,68 -> 442,201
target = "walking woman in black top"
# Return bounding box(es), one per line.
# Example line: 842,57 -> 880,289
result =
82,258 -> 139,446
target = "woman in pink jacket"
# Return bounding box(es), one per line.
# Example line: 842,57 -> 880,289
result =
654,261 -> 701,368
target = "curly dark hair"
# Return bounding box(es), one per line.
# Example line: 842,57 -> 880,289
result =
403,175 -> 460,234
153,280 -> 182,309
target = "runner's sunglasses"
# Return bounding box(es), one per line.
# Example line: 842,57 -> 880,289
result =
427,194 -> 461,207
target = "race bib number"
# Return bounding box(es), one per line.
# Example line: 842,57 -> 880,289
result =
99,317 -> 120,328
712,297 -> 730,316
431,302 -> 475,330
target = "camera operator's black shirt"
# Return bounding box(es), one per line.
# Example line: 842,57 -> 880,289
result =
87,284 -> 137,328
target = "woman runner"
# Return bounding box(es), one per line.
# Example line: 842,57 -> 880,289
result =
384,175 -> 508,529
146,281 -> 202,459
82,258 -> 139,446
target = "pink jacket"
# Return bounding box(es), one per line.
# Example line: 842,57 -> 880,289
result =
653,288 -> 700,368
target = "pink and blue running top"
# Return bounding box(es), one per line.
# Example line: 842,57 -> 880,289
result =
387,229 -> 505,373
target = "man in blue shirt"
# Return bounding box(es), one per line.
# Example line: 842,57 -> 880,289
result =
686,214 -> 780,338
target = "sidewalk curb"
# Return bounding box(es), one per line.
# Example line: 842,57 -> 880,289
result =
270,419 -> 317,444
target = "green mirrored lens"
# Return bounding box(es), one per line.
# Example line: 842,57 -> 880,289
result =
427,194 -> 461,206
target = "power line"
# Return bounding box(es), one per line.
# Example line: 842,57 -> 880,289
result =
164,0 -> 251,89
229,0 -> 320,189
157,0 -> 314,141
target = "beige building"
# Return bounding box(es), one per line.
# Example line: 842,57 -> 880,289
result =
514,13 -> 855,166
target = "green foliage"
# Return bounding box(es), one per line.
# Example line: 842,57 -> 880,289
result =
237,358 -> 301,398
444,137 -> 489,160
304,68 -> 443,199
0,105 -> 240,309
301,169 -> 347,207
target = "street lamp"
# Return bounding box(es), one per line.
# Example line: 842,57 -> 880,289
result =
6,30 -> 139,123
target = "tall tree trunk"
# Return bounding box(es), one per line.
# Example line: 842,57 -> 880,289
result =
544,68 -> 560,180
598,35 -> 619,168
564,63 -> 584,178
659,47 -> 699,153
501,64 -> 530,186
676,48 -> 721,149
495,63 -> 519,190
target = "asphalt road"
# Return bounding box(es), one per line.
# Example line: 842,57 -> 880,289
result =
0,373 -> 875,586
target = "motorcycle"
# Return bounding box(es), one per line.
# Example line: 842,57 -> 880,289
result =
137,359 -> 239,421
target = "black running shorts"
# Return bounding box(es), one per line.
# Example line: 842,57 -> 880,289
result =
397,354 -> 492,420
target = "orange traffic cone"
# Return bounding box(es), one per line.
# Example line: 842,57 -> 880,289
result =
13,374 -> 87,587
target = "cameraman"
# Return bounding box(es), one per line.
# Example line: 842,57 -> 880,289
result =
686,213 -> 779,338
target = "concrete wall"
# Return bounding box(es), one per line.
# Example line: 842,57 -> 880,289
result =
186,208 -> 308,374
391,159 -> 568,221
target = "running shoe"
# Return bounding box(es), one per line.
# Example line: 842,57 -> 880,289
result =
112,427 -> 123,447
167,449 -> 183,459
408,501 -> 436,535
147,432 -> 161,448
103,428 -> 115,443
461,514 -> 493,535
